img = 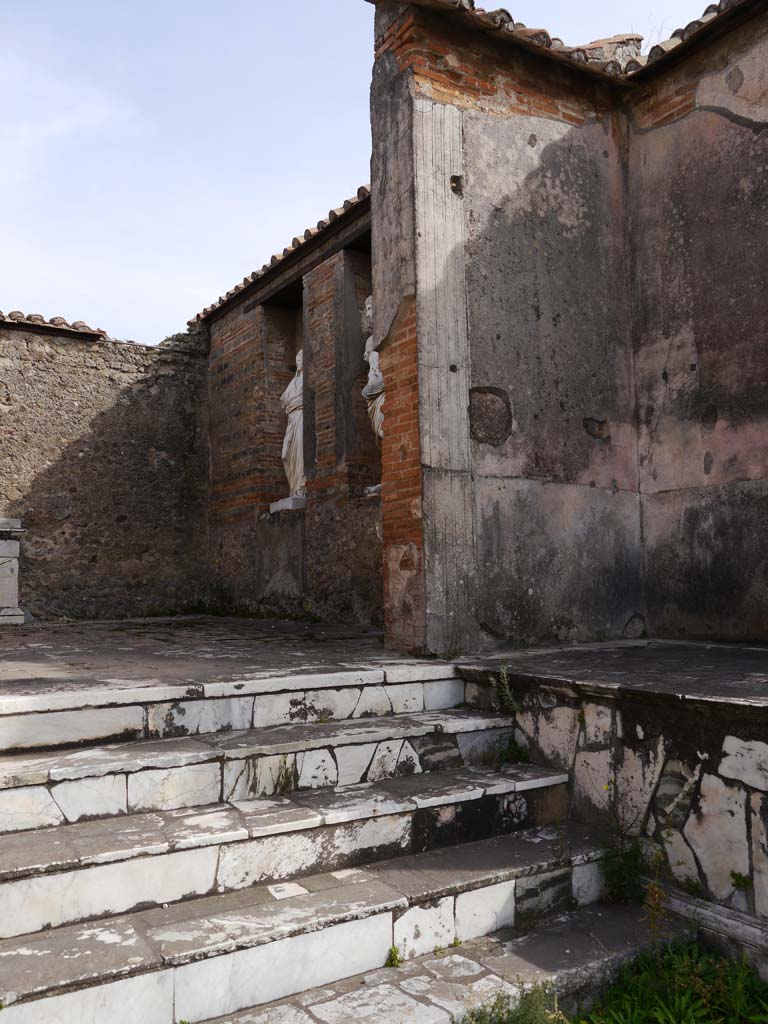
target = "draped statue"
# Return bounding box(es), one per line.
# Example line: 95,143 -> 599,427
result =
361,296 -> 385,445
280,350 -> 306,498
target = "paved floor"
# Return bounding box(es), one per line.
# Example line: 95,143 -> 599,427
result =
203,905 -> 681,1023
1,617 -> 766,704
0,617 -> 407,691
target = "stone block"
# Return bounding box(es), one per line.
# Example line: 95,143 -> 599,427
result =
387,684 -> 425,714
127,762 -> 221,813
684,774 -> 750,900
424,679 -> 465,711
572,862 -> 606,906
297,749 -> 338,789
53,775 -> 127,823
394,897 -> 455,959
335,744 -> 377,785
173,914 -> 394,1021
0,707 -> 144,752
720,736 -> 768,793
0,971 -> 174,1024
312,983 -> 450,1022
269,496 -> 307,514
148,697 -> 254,737
368,740 -> 405,782
0,846 -> 219,938
455,880 -> 516,941
0,786 -> 64,833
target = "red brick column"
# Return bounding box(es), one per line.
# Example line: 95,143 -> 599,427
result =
379,297 -> 426,652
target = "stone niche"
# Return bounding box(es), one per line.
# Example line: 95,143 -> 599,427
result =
0,519 -> 24,625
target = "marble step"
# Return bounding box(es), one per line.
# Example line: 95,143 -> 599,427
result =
0,765 -> 568,939
0,824 -> 606,1024
0,709 -> 519,834
200,903 -> 685,1024
0,665 -> 465,753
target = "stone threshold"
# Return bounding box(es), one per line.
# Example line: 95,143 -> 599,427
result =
0,826 -> 607,1023
0,766 -> 569,939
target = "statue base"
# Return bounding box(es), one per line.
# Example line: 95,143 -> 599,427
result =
269,496 -> 307,514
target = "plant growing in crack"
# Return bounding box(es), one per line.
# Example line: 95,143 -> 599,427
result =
385,944 -> 403,968
495,667 -> 521,715
731,870 -> 753,892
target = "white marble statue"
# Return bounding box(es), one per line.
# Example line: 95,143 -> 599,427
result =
280,350 -> 306,498
362,296 -> 385,444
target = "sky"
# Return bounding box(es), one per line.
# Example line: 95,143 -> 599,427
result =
2,0 -> 708,345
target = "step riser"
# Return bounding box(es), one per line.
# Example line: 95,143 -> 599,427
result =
0,726 -> 516,834
0,786 -> 567,938
0,863 -> 604,1024
0,678 -> 466,753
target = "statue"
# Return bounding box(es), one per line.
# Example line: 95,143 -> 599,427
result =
280,350 -> 306,498
361,296 -> 385,444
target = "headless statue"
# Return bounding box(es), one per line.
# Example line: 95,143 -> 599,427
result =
280,350 -> 306,497
361,296 -> 385,444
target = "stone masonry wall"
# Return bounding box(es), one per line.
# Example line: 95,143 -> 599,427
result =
206,248 -> 383,626
374,5 -> 642,653
373,1 -> 768,653
0,327 -> 209,619
628,10 -> 768,641
465,669 -> 768,960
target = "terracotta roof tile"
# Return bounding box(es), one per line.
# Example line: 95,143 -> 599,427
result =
0,311 -> 106,338
189,185 -> 370,326
390,0 -> 753,76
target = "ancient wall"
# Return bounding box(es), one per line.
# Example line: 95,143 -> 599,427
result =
628,11 -> 768,641
464,662 -> 768,967
0,326 -> 209,619
373,5 -> 643,654
372,8 -> 426,651
206,248 -> 383,625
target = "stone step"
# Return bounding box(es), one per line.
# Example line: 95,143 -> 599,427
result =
0,824 -> 606,1024
0,709 -> 518,833
0,765 -> 568,939
200,903 -> 682,1024
0,664 -> 464,753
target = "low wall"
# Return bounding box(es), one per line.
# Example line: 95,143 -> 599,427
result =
0,326 -> 209,619
463,662 -> 768,966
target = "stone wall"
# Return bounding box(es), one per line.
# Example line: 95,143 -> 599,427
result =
0,327 -> 209,619
372,0 -> 768,654
464,665 -> 768,960
206,246 -> 383,626
628,11 -> 768,641
373,5 -> 642,654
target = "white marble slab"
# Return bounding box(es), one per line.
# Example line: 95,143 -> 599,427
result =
173,914 -> 394,1021
0,706 -> 144,752
394,897 -> 455,960
455,881 -> 516,942
0,785 -> 64,833
127,762 -> 221,813
0,971 -> 174,1024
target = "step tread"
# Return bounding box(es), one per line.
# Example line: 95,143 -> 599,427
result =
0,710 -> 517,787
0,824 -> 604,1009
0,765 -> 568,881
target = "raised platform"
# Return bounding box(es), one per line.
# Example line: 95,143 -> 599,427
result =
462,638 -> 768,707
